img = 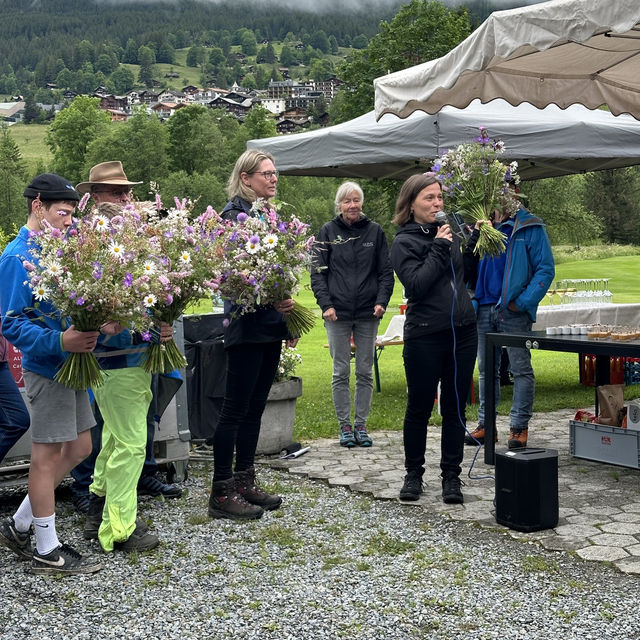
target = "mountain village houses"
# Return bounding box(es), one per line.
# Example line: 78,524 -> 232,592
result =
2,77 -> 342,134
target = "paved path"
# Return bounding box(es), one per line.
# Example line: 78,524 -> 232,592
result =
261,409 -> 640,575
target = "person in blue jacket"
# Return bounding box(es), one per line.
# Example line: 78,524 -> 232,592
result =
0,174 -> 104,575
464,198 -> 555,449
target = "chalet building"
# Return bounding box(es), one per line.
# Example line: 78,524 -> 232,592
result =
182,85 -> 199,95
157,89 -> 190,104
150,101 -> 187,120
137,91 -> 160,105
164,72 -> 180,78
97,94 -> 128,112
105,108 -> 127,122
63,90 -> 78,101
207,96 -> 253,119
285,91 -> 324,111
275,117 -> 309,134
0,101 -> 25,122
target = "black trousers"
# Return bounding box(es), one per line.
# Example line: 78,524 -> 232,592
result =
212,340 -> 282,481
402,323 -> 477,476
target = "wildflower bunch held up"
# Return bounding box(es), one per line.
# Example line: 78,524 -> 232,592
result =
431,128 -> 521,258
27,207 -> 158,389
213,198 -> 315,336
138,196 -> 223,373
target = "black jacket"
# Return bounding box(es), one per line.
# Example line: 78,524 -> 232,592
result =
310,214 -> 394,321
390,221 -> 476,340
220,196 -> 289,348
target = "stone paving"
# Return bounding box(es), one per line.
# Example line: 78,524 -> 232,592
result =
260,409 -> 640,575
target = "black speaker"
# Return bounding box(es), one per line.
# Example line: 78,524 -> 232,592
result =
495,448 -> 558,532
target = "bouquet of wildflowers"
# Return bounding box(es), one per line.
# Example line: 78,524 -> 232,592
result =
210,198 -> 316,336
274,343 -> 302,383
26,205 -> 159,389
431,128 -> 521,258
137,196 -> 223,373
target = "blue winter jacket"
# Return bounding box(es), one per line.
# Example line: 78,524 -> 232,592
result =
498,208 -> 555,323
0,226 -> 69,379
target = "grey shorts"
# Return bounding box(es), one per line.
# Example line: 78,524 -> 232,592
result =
22,370 -> 96,443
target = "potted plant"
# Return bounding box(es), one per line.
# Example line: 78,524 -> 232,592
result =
256,344 -> 303,455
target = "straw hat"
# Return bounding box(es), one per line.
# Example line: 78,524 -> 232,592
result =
76,161 -> 143,195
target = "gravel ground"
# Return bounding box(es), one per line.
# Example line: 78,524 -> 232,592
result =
1,461 -> 640,640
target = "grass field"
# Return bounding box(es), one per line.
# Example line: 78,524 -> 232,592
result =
6,123 -> 51,174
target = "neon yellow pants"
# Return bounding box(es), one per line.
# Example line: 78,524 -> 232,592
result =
91,367 -> 152,552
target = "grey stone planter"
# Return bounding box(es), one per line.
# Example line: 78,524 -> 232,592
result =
256,376 -> 303,455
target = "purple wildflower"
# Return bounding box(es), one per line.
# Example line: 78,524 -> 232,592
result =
75,297 -> 85,306
141,331 -> 152,342
123,272 -> 133,287
236,212 -> 248,223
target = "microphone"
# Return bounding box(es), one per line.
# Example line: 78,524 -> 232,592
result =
435,211 -> 448,227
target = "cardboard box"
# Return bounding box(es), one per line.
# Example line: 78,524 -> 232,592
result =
570,420 -> 640,469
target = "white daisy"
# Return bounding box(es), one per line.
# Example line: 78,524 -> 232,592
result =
245,240 -> 260,254
143,261 -> 156,274
263,233 -> 278,249
143,293 -> 157,308
33,285 -> 49,301
94,215 -> 110,232
109,240 -> 124,258
179,251 -> 191,264
47,262 -> 63,276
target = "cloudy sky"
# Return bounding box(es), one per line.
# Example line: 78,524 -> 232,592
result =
94,0 -> 549,10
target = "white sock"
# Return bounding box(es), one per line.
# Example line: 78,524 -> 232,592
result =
13,496 -> 33,533
33,514 -> 60,556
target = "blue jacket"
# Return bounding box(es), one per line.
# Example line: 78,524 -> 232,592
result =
0,226 -> 68,379
471,208 -> 554,323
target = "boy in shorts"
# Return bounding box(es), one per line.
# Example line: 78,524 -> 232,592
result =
0,174 -> 108,575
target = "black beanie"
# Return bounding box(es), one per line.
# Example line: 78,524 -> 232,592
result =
24,173 -> 80,202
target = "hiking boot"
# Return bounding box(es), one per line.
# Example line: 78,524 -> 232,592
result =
208,477 -> 264,520
113,523 -> 159,553
464,424 -> 498,446
138,473 -> 182,499
234,467 -> 282,511
399,471 -> 423,501
83,493 -> 105,540
508,428 -> 528,449
0,516 -> 33,560
442,472 -> 464,504
354,425 -> 373,447
72,492 -> 91,514
29,543 -> 102,575
339,425 -> 356,448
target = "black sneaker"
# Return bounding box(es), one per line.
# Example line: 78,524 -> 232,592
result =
72,492 -> 91,514
442,473 -> 464,504
138,473 -> 182,498
354,425 -> 373,447
113,523 -> 159,553
399,472 -> 423,501
0,516 -> 33,560
30,543 -> 102,575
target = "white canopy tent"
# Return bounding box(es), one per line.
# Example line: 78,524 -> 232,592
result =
374,0 -> 640,121
248,99 -> 640,181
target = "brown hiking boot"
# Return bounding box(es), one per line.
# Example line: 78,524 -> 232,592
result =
508,428 -> 528,449
464,425 -> 498,446
234,467 -> 282,511
208,478 -> 264,520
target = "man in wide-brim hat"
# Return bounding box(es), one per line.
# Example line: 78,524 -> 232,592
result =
76,161 -> 142,204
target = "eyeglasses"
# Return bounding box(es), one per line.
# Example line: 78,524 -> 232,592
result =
92,188 -> 132,197
248,170 -> 279,180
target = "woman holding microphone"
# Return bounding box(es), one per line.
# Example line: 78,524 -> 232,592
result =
390,173 -> 477,504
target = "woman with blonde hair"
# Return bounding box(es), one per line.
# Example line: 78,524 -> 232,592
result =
208,149 -> 298,520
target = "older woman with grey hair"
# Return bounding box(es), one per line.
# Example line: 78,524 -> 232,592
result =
311,181 -> 394,447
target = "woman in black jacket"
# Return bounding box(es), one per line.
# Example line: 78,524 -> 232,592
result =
390,174 -> 477,504
208,149 -> 298,520
311,182 -> 394,448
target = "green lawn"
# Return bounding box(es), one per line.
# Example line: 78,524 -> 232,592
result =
7,123 -> 52,174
